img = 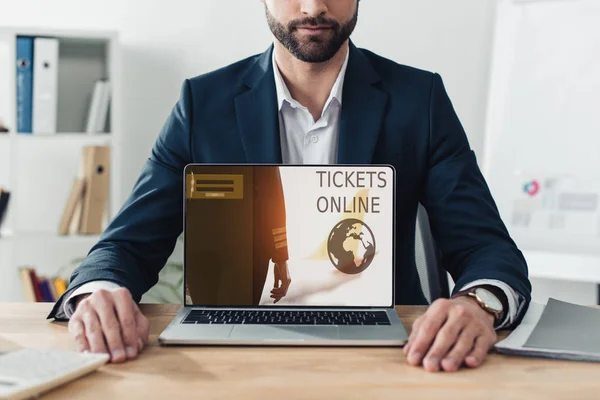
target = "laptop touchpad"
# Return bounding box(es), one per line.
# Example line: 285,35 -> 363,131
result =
230,326 -> 340,341
183,325 -> 235,339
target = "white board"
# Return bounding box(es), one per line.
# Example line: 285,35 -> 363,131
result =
483,0 -> 600,257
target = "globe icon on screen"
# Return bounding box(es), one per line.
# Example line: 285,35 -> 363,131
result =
327,218 -> 376,274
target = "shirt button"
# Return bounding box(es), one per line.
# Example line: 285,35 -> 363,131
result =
310,135 -> 319,143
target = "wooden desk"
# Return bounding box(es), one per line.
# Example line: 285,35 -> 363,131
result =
1,304 -> 599,399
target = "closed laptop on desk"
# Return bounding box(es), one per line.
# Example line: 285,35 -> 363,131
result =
158,164 -> 407,346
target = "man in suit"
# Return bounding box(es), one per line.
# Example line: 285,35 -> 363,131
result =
49,0 -> 531,372
185,165 -> 290,306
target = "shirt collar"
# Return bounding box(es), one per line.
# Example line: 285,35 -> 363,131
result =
272,47 -> 350,113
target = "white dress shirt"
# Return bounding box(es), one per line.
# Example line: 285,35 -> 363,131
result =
59,48 -> 523,329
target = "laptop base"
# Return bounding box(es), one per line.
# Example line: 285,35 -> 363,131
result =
158,307 -> 408,346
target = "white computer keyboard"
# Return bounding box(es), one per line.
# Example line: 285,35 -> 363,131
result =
0,348 -> 109,400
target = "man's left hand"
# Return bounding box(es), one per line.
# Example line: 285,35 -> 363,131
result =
403,297 -> 497,372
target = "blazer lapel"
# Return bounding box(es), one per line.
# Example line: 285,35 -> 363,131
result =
234,45 -> 282,163
337,42 -> 388,164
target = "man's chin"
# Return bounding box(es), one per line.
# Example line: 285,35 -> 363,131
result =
293,41 -> 337,62
294,52 -> 333,63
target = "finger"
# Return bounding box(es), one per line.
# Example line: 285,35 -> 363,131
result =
133,304 -> 150,347
270,283 -> 289,293
404,317 -> 422,356
408,317 -> 422,341
422,309 -> 470,372
69,318 -> 90,353
81,305 -> 109,356
465,335 -> 494,368
271,286 -> 288,297
113,289 -> 139,360
272,291 -> 286,302
407,301 -> 452,367
440,328 -> 478,372
94,291 -> 127,363
271,294 -> 283,303
74,293 -> 91,310
403,342 -> 411,357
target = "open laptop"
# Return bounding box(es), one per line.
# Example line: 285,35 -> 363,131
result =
158,164 -> 407,346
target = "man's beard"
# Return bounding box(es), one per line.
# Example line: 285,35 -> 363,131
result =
265,6 -> 358,63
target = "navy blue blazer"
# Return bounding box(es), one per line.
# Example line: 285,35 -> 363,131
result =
48,42 -> 531,319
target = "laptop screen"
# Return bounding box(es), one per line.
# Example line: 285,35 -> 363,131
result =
184,165 -> 394,308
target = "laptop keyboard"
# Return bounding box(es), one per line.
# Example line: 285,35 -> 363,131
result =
182,310 -> 391,325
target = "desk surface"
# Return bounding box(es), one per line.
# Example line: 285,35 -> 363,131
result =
1,304 -> 599,399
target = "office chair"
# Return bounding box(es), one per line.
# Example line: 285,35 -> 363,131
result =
415,203 -> 450,303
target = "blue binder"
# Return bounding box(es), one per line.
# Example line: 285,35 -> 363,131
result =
16,36 -> 33,134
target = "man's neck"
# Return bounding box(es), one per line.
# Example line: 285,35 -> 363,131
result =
273,41 -> 349,122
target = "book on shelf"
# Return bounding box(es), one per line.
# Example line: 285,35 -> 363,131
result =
0,188 -> 10,234
28,269 -> 43,302
16,36 -> 33,134
85,79 -> 111,134
96,80 -> 111,133
32,37 -> 59,134
38,279 -> 54,302
18,268 -> 37,302
79,145 -> 110,234
58,145 -> 110,235
58,178 -> 86,235
18,267 -> 68,303
0,119 -> 9,133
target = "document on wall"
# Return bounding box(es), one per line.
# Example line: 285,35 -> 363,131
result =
510,173 -> 600,234
502,172 -> 600,254
495,298 -> 600,362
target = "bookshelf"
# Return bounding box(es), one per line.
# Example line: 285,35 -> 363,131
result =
0,27 -> 122,302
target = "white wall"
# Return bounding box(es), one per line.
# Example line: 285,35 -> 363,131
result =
0,0 -> 497,203
2,0 -> 596,306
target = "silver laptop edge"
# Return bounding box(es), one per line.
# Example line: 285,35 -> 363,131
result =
159,307 -> 406,346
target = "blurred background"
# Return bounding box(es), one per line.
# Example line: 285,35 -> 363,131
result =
0,0 -> 598,307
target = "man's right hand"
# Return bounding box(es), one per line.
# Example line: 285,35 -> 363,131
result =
271,261 -> 291,304
67,288 -> 150,363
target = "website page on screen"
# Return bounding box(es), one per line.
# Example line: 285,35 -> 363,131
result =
184,165 -> 394,307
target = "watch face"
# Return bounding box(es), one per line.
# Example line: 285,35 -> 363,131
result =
475,288 -> 503,312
